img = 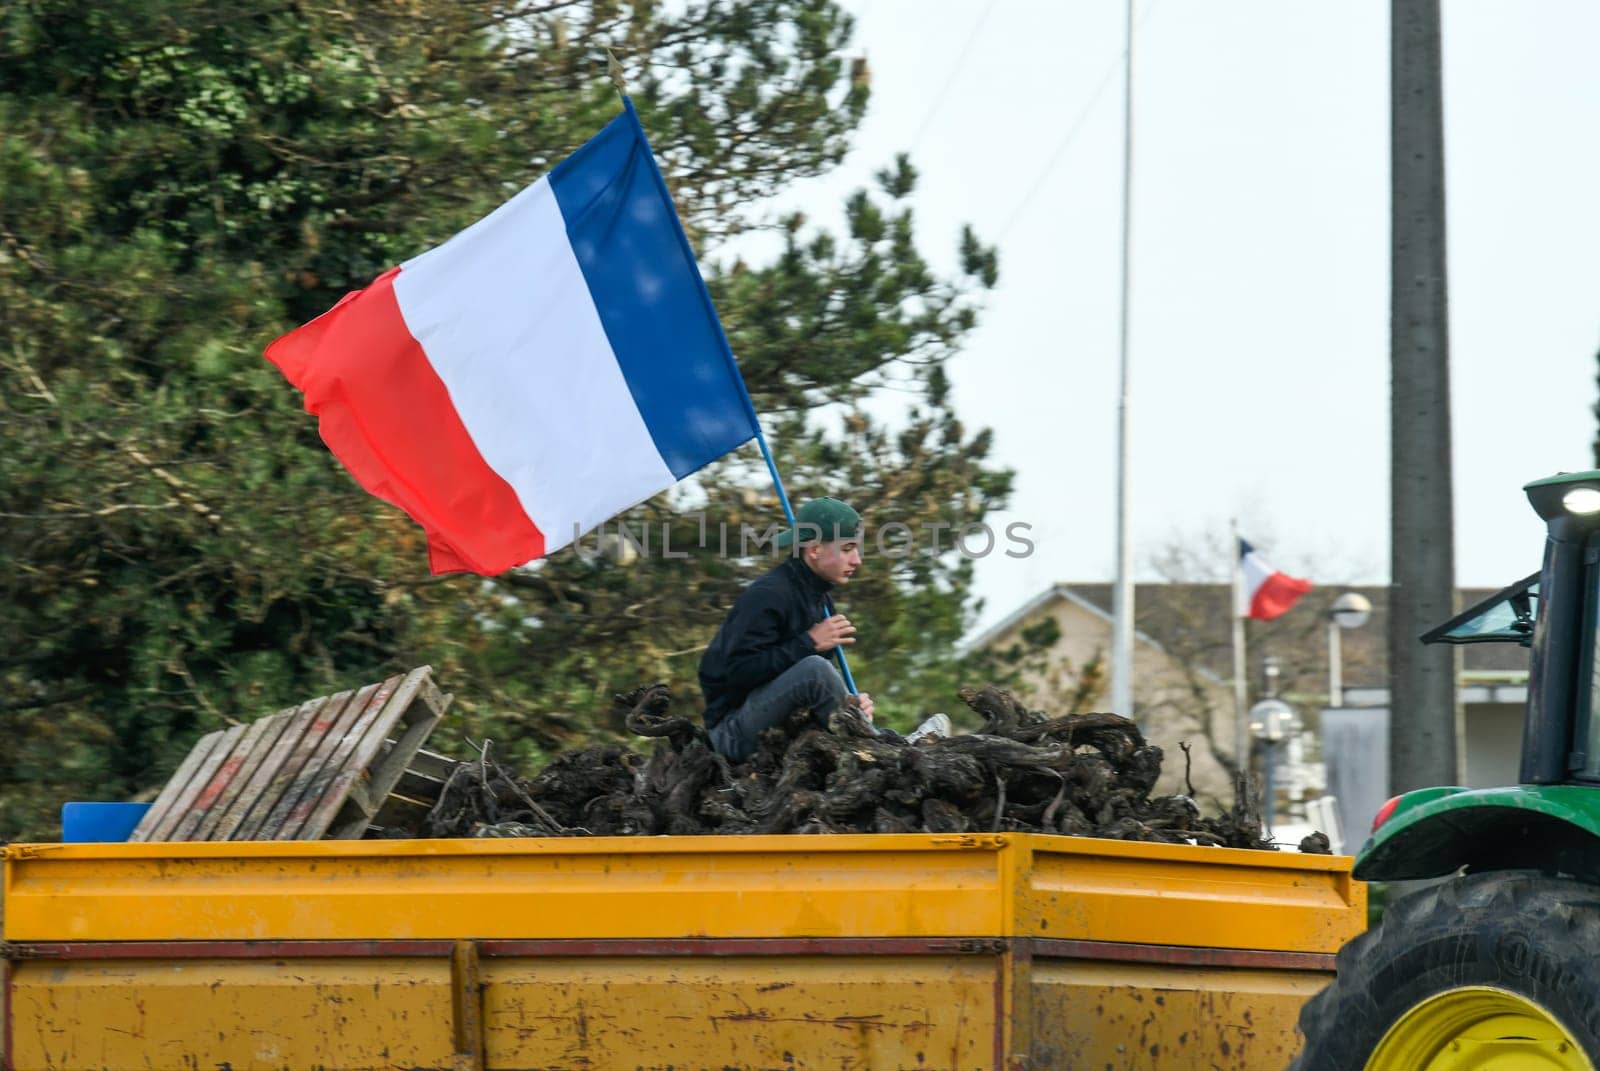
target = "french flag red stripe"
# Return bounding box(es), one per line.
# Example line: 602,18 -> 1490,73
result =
1238,538 -> 1312,621
1249,572 -> 1313,620
265,102 -> 759,576
266,268 -> 546,574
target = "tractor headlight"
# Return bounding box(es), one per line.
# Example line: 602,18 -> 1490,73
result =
1564,487 -> 1600,516
1525,471 -> 1600,527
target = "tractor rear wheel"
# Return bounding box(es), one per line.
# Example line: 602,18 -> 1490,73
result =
1293,870 -> 1600,1070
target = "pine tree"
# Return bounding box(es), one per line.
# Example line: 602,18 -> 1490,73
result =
1,0 -> 1009,838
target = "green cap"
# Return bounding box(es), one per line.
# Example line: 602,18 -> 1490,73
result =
777,497 -> 862,548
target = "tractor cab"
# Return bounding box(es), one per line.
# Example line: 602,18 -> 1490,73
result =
1356,469 -> 1600,881
1294,473 -> 1600,1069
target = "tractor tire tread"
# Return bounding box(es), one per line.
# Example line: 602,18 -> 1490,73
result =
1291,870 -> 1600,1070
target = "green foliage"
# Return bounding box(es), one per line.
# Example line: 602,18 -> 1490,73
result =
0,0 -> 1008,840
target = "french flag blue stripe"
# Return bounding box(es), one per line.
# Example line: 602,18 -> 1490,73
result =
548,103 -> 758,478
267,99 -> 760,575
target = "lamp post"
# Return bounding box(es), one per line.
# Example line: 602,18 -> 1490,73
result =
1327,593 -> 1373,708
1249,696 -> 1297,836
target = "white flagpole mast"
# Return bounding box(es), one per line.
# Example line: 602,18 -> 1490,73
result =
1231,519 -> 1249,771
1110,0 -> 1137,722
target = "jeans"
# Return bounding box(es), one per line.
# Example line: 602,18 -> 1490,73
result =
708,655 -> 848,761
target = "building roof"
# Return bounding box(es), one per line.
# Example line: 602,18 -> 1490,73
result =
972,582 -> 1529,697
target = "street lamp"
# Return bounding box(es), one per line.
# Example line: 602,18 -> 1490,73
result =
1249,697 -> 1298,835
1327,593 -> 1372,708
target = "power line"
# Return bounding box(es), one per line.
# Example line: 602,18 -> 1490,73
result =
996,0 -> 1163,243
908,0 -> 1001,153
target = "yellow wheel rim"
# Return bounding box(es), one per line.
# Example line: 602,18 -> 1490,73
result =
1366,986 -> 1594,1071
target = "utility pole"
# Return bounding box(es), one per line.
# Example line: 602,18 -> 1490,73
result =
1110,0 -> 1137,723
1389,0 -> 1459,792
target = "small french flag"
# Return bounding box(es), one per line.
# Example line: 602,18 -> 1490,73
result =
1237,539 -> 1312,620
266,100 -> 758,576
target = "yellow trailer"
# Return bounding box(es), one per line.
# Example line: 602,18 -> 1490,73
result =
2,832 -> 1362,1070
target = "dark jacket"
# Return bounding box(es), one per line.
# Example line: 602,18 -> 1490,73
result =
699,557 -> 833,730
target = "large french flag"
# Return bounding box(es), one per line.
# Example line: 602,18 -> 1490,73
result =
1236,538 -> 1312,620
266,100 -> 759,575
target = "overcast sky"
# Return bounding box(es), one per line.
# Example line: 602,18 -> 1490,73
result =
772,0 -> 1600,631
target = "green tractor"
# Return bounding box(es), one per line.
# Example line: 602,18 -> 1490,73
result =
1294,471 -> 1600,1070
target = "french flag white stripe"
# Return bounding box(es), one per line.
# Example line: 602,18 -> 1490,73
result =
1237,539 -> 1312,620
1238,548 -> 1276,616
392,177 -> 674,554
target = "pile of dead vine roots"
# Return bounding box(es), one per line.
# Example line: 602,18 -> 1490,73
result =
420,685 -> 1316,851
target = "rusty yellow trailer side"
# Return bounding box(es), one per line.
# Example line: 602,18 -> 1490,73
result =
2,833 -> 1363,1070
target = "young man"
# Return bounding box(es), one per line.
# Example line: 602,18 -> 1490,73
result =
698,497 -> 948,761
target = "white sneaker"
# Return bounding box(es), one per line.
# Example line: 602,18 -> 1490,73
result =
906,712 -> 952,743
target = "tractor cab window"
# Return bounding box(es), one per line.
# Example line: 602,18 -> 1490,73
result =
1421,573 -> 1539,648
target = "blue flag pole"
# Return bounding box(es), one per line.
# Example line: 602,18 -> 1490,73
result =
619,97 -> 858,696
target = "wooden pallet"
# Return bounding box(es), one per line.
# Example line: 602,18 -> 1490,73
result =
368,744 -> 457,837
129,666 -> 453,842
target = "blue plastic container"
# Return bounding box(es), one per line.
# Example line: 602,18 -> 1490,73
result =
61,802 -> 153,843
